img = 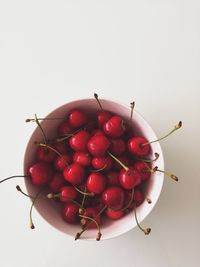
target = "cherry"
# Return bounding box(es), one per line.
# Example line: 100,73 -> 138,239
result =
107,171 -> 120,186
86,173 -> 106,194
97,111 -> 112,128
110,139 -> 126,156
28,162 -> 53,185
103,115 -> 127,138
81,207 -> 101,229
54,154 -> 72,171
62,202 -> 79,224
91,156 -> 113,172
102,186 -> 125,210
68,109 -> 88,128
73,152 -> 91,167
59,185 -> 78,202
69,130 -> 90,152
133,161 -> 151,180
36,146 -> 56,163
128,137 -> 150,157
105,209 -> 124,220
92,197 -> 105,212
119,167 -> 141,190
53,142 -> 68,154
57,120 -> 74,136
48,173 -> 65,193
125,188 -> 144,209
87,135 -> 110,157
91,129 -> 104,136
63,163 -> 86,185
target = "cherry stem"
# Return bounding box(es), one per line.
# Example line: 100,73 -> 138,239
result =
107,151 -> 129,172
47,193 -> 83,207
142,121 -> 182,147
155,167 -> 178,182
146,197 -> 152,204
89,165 -> 107,173
26,117 -> 65,122
78,214 -> 102,241
29,188 -> 44,229
109,188 -> 134,212
38,143 -> 69,166
73,185 -> 95,197
136,153 -> 159,163
130,101 -> 135,121
16,185 -> 34,199
80,186 -> 87,214
75,205 -> 107,240
133,203 -> 151,235
0,175 -> 29,184
34,114 -> 48,145
94,93 -> 104,111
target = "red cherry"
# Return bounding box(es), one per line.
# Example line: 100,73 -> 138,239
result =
28,162 -> 53,185
86,173 -> 106,194
48,173 -> 65,193
92,197 -> 105,213
103,116 -> 127,138
73,152 -> 91,167
68,109 -> 88,128
97,111 -> 112,128
91,156 -> 113,171
119,167 -> 141,190
36,146 -> 56,163
102,186 -> 125,210
57,120 -> 74,136
54,154 -> 72,171
63,163 -> 86,185
133,161 -> 151,180
128,137 -> 150,157
82,207 -> 101,229
59,186 -> 78,202
105,209 -> 124,220
62,202 -> 79,224
87,135 -> 110,157
125,188 -> 144,209
110,139 -> 126,156
69,130 -> 90,152
107,171 -> 120,186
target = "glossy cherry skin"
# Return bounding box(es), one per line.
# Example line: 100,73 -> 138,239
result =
119,167 -> 141,190
73,152 -> 91,167
107,171 -> 120,186
133,161 -> 151,180
63,163 -> 86,185
54,154 -> 72,171
87,135 -> 110,157
62,202 -> 79,224
68,109 -> 88,128
97,111 -> 112,128
57,120 -> 74,136
86,173 -> 106,194
103,115 -> 127,138
110,139 -> 126,156
36,146 -> 56,163
91,129 -> 104,136
128,137 -> 150,157
59,186 -> 78,202
91,156 -> 113,171
82,208 -> 101,229
102,186 -> 125,210
48,173 -> 65,193
105,209 -> 125,220
69,130 -> 90,152
28,162 -> 53,185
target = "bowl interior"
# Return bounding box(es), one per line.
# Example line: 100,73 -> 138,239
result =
24,99 -> 164,240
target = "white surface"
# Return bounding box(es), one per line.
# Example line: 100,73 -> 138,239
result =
0,1 -> 199,267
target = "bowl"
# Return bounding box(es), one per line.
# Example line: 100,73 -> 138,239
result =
24,98 -> 164,240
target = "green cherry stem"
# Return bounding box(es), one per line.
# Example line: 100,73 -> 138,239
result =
94,93 -> 104,111
135,153 -> 159,163
34,114 -> 48,145
29,188 -> 44,229
16,185 -> 34,199
107,151 -> 129,171
133,203 -> 151,235
130,101 -> 135,121
0,175 -> 30,184
78,214 -> 102,241
142,121 -> 182,147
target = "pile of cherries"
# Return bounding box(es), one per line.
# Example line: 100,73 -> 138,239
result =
0,94 -> 181,240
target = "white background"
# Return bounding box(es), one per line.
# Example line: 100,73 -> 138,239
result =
0,1 -> 199,267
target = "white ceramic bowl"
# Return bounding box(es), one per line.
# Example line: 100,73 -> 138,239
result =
24,98 -> 164,240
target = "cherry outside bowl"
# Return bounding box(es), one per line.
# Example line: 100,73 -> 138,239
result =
24,98 -> 164,240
